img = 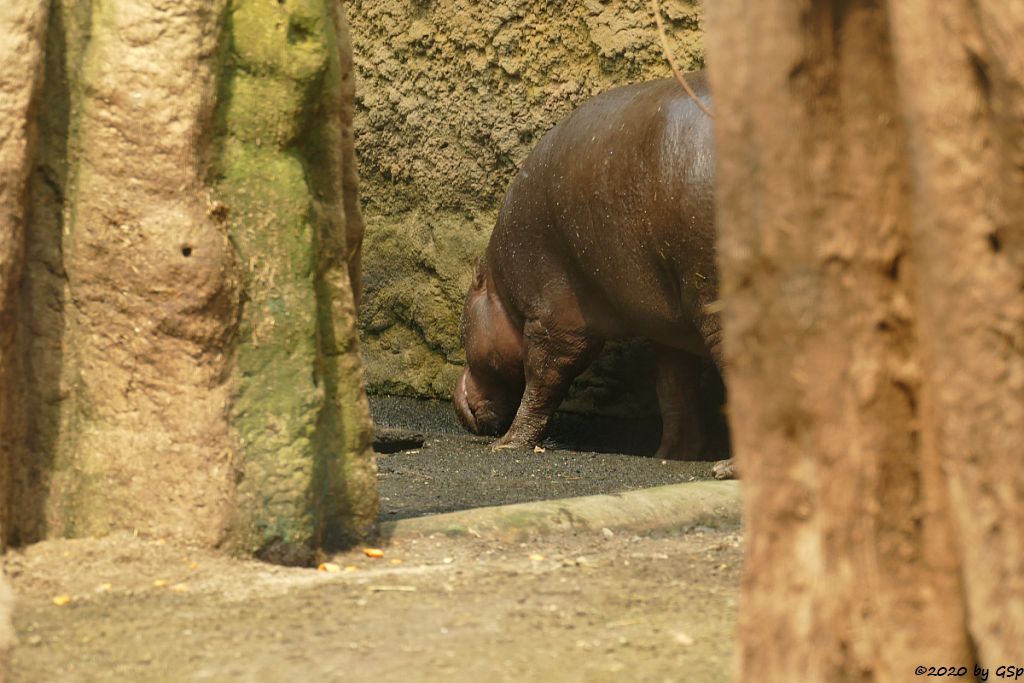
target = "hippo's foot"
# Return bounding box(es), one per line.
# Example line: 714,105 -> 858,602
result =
493,322 -> 602,454
491,430 -> 538,451
711,458 -> 737,480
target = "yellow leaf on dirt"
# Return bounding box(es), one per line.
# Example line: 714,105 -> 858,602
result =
318,563 -> 342,573
52,595 -> 72,606
363,548 -> 385,559
673,631 -> 694,646
153,579 -> 168,588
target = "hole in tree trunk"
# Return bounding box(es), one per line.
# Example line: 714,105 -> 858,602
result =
987,232 -> 1002,253
968,49 -> 992,104
887,251 -> 904,281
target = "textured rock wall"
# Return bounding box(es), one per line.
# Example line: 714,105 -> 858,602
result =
348,0 -> 706,413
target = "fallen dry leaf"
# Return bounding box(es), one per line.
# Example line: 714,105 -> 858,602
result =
363,548 -> 385,559
318,563 -> 342,573
52,595 -> 72,606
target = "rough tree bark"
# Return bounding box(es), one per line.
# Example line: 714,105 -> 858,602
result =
0,0 -> 376,565
706,0 -> 1023,679
212,0 -> 376,560
887,2 -> 1024,664
0,4 -> 49,677
0,0 -> 49,549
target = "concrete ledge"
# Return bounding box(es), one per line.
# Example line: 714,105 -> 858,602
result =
379,480 -> 741,543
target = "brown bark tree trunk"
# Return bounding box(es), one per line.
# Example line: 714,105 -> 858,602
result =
0,0 -> 49,549
51,0 -> 242,547
706,0 -> 1023,679
888,2 -> 1024,663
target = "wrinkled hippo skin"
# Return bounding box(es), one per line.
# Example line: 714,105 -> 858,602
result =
454,73 -> 730,471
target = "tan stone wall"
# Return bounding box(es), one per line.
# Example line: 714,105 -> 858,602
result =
348,0 -> 706,410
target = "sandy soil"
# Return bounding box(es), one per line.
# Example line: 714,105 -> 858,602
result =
6,524 -> 740,682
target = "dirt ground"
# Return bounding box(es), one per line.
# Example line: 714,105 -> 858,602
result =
4,398 -> 740,682
6,525 -> 740,683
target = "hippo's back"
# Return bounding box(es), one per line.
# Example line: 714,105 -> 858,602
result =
488,75 -> 717,355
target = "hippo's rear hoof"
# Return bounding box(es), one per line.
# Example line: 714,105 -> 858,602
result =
711,458 -> 737,480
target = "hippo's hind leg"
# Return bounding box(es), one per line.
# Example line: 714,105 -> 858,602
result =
694,313 -> 737,478
494,319 -> 603,449
654,347 -> 705,460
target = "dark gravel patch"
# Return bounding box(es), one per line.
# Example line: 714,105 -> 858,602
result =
369,396 -> 719,521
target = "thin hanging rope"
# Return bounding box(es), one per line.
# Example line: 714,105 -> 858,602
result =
651,0 -> 715,118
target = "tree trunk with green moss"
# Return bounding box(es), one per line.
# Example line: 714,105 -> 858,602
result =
2,0 -> 376,565
215,0 -> 376,561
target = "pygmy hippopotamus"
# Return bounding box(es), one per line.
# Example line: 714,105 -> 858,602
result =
454,72 -> 727,468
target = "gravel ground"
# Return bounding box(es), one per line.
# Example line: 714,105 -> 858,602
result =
370,396 -> 720,520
